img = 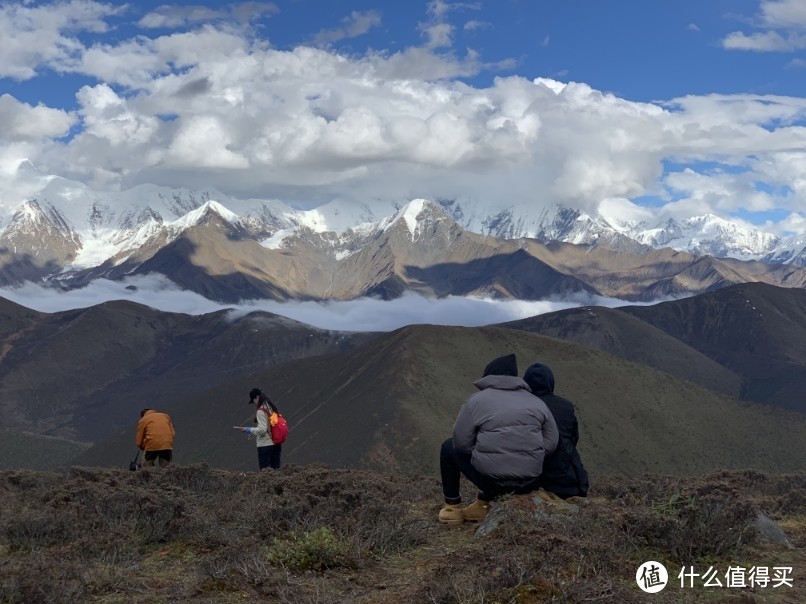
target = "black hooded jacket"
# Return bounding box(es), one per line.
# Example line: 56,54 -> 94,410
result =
523,363 -> 589,498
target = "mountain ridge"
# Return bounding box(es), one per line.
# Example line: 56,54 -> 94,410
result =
503,282 -> 806,413
3,191 -> 806,303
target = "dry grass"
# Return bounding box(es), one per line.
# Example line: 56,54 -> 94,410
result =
0,465 -> 803,603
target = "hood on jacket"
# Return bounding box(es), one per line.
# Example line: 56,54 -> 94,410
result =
482,353 -> 518,377
523,362 -> 555,396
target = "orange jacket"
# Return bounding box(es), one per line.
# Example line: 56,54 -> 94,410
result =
135,410 -> 175,451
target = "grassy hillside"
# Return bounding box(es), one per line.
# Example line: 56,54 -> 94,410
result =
622,282 -> 806,412
75,325 -> 806,477
502,282 -> 806,413
0,297 -> 375,441
0,465 -> 803,603
501,305 -> 743,398
0,428 -> 91,470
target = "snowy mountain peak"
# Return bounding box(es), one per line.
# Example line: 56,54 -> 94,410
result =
9,199 -> 72,236
12,199 -> 47,224
171,200 -> 240,229
631,213 -> 781,258
382,199 -> 446,240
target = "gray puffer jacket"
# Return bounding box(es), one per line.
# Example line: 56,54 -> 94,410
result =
453,375 -> 559,484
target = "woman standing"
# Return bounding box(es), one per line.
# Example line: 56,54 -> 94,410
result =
236,387 -> 282,470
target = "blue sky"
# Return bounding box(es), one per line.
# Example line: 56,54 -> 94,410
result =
1,0 -> 806,236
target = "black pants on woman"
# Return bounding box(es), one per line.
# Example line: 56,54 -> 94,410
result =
257,444 -> 282,470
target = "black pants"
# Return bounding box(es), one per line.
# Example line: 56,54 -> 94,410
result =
143,449 -> 172,467
257,445 -> 282,470
440,438 -> 540,503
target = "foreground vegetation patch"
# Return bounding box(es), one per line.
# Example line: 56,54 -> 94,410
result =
0,465 -> 803,603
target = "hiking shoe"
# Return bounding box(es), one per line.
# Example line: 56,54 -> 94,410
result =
438,503 -> 464,525
462,499 -> 491,522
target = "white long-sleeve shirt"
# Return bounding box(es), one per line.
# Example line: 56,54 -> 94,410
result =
248,404 -> 275,447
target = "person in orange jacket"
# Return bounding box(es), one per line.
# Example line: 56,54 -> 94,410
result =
135,408 -> 176,467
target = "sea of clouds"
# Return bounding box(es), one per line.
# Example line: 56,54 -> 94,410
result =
0,274 -> 643,332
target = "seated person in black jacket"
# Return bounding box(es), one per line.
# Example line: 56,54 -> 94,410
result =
523,362 -> 589,498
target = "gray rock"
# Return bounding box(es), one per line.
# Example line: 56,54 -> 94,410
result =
474,490 -> 580,538
751,511 -> 793,548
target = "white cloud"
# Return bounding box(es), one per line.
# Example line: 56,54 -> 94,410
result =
463,20 -> 489,32
419,22 -> 455,49
722,0 -> 806,52
0,2 -> 805,232
138,5 -> 221,29
775,211 -> 806,234
420,0 -> 481,50
138,2 -> 279,29
722,30 -> 806,51
312,10 -> 381,46
427,1 -> 481,20
0,95 -> 75,141
0,0 -> 123,79
662,168 -> 779,216
760,0 -> 806,29
0,275 -> 631,332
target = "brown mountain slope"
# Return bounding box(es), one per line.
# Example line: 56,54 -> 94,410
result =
520,239 -> 806,300
0,298 -> 375,441
501,305 -> 742,398
643,256 -> 760,299
621,282 -> 806,412
51,202 -> 806,303
75,324 -> 806,477
133,225 -> 307,302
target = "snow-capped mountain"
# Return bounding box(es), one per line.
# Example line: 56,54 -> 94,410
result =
1,178 -> 805,299
431,198 -> 794,262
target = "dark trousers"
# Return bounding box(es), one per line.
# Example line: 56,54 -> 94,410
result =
257,445 -> 282,470
440,438 -> 540,503
143,449 -> 172,468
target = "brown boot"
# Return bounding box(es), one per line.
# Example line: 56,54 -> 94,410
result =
438,503 -> 464,525
462,499 -> 491,522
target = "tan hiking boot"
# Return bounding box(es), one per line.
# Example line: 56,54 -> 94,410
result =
438,503 -> 464,525
462,499 -> 491,522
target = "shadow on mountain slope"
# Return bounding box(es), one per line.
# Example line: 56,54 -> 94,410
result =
404,249 -> 600,299
0,249 -> 64,286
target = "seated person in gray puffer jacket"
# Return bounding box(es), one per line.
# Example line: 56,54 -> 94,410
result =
438,353 -> 559,525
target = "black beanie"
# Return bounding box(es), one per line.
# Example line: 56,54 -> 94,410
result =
523,362 -> 555,395
482,353 -> 518,377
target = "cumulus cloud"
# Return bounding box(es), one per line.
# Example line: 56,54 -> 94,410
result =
0,95 -> 75,141
760,0 -> 806,29
0,0 -> 804,232
0,275 -> 632,332
0,0 -> 123,79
